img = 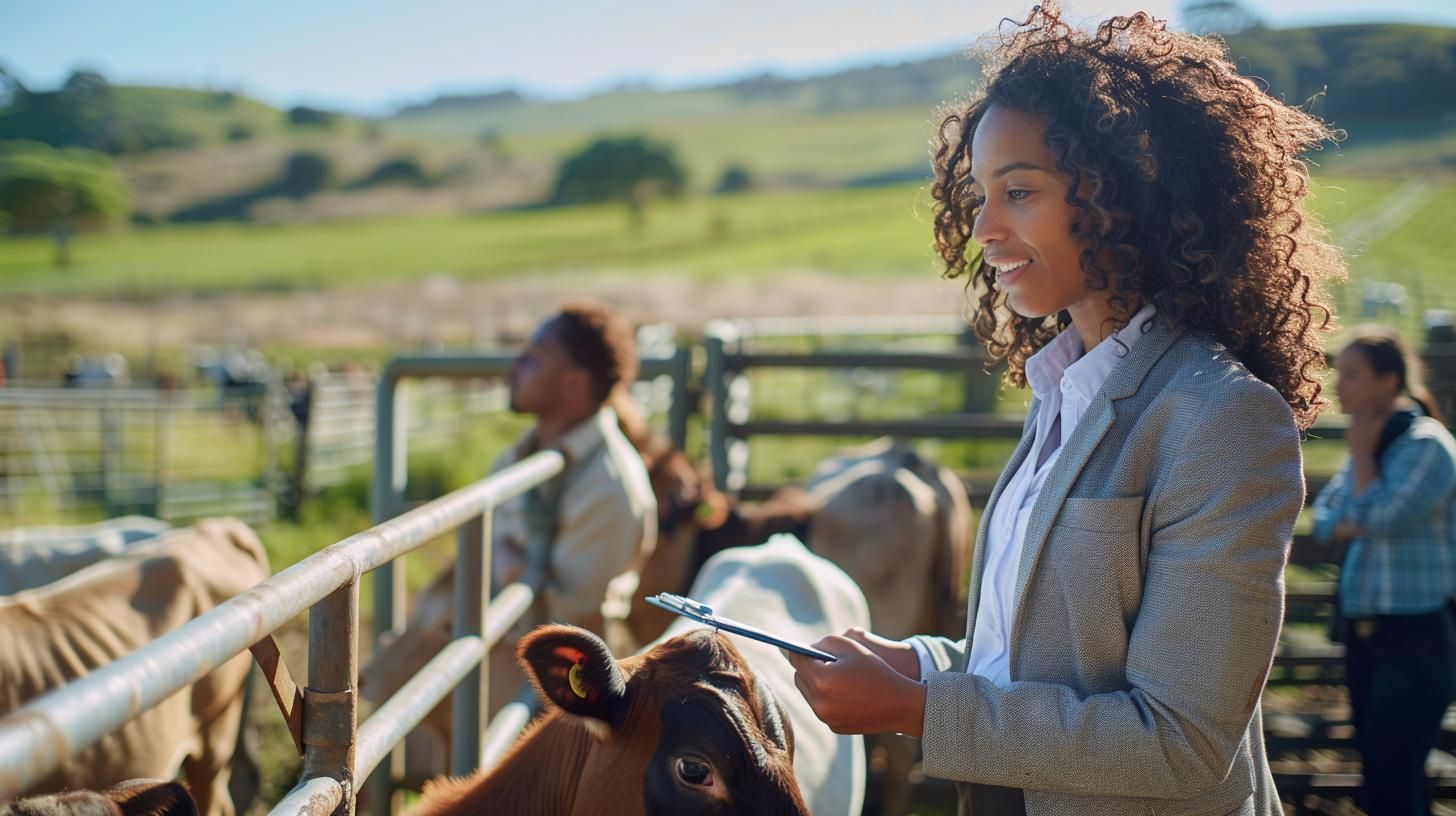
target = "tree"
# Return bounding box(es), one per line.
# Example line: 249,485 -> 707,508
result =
286,106 -> 337,128
0,141 -> 130,265
551,136 -> 686,228
279,151 -> 334,198
715,164 -> 754,195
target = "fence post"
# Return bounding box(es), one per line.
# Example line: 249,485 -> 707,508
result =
302,579 -> 359,816
705,327 -> 731,492
368,368 -> 408,816
668,345 -> 692,452
450,511 -> 489,775
98,395 -> 121,514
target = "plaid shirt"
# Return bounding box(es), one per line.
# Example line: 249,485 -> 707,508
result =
1313,415 -> 1456,617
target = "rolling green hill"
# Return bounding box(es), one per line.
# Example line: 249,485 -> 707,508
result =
385,21 -> 1456,186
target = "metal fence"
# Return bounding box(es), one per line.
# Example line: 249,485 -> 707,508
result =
698,317 -> 1382,501
0,343 -> 695,813
0,386 -> 287,525
0,447 -> 563,816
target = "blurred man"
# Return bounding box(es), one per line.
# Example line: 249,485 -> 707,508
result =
491,301 -> 656,635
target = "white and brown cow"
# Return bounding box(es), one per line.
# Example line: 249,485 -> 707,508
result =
0,518 -> 270,816
655,534 -> 871,816
411,623 -> 810,816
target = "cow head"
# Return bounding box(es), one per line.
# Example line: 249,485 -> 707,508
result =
416,625 -> 808,816
523,625 -> 805,815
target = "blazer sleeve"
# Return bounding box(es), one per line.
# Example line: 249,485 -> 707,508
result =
918,378 -> 1302,798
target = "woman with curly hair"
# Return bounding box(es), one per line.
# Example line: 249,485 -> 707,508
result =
786,4 -> 1343,813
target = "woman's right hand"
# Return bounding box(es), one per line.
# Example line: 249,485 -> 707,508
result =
841,627 -> 921,681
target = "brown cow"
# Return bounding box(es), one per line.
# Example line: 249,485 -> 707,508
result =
410,624 -> 808,816
1,779 -> 197,816
0,518 -> 270,816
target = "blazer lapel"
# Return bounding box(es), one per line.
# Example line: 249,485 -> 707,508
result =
960,403 -> 1038,662
1005,318 -> 1187,670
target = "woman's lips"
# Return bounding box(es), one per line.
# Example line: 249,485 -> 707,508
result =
994,259 -> 1031,287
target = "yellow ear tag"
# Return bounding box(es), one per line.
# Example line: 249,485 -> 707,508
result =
568,663 -> 588,699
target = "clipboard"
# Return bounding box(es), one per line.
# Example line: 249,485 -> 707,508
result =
646,592 -> 839,662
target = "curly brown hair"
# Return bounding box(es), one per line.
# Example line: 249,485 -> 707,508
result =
931,2 -> 1345,429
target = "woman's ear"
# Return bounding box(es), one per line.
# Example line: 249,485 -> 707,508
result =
518,624 -> 628,739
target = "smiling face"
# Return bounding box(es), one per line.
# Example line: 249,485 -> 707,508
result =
969,105 -> 1119,337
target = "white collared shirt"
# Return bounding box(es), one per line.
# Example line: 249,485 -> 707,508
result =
912,305 -> 1157,685
489,406 -> 657,630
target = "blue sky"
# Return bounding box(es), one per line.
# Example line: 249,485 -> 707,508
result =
3,0 -> 1451,114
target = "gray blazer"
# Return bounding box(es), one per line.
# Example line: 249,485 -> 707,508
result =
914,319 -> 1302,816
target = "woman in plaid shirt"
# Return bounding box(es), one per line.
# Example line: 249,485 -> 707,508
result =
1313,326 -> 1456,816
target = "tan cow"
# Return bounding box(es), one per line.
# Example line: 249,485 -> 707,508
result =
410,624 -> 809,816
0,518 -> 270,816
803,437 -> 973,641
1,779 -> 197,816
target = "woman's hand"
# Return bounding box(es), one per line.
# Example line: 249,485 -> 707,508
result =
840,627 -> 921,680
784,633 -> 928,737
1331,518 -> 1367,544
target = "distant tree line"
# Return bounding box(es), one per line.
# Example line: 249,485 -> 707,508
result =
1224,24 -> 1456,124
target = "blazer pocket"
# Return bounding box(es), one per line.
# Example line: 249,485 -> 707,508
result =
1055,495 -> 1145,534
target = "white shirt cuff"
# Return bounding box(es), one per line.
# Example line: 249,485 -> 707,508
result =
906,637 -> 936,683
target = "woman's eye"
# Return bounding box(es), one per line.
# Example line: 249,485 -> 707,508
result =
1007,189 -> 1030,201
676,758 -> 712,786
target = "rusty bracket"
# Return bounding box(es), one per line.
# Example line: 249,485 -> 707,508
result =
301,687 -> 355,750
249,635 -> 306,756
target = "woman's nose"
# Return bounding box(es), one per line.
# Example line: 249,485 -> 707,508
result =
970,197 -> 1004,247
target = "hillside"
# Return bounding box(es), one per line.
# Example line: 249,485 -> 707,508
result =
1,20 -> 1453,226
385,21 -> 1456,184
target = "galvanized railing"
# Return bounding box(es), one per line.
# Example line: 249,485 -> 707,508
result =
0,449 -> 562,815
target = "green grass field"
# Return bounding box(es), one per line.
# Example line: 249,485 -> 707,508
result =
0,174 -> 1446,303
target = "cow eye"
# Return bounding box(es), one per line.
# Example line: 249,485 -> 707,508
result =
675,757 -> 713,786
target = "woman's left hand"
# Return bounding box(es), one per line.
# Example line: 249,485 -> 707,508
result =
784,634 -> 928,737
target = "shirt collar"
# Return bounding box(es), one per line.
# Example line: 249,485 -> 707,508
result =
1062,304 -> 1158,405
554,405 -> 615,464
1025,304 -> 1158,404
1025,323 -> 1085,403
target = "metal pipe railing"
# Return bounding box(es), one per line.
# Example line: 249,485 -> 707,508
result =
0,450 -> 563,803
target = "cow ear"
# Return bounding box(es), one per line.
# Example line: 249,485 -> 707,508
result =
103,779 -> 198,816
518,624 -> 627,736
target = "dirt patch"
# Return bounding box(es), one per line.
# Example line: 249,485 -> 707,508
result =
3,272 -> 973,355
